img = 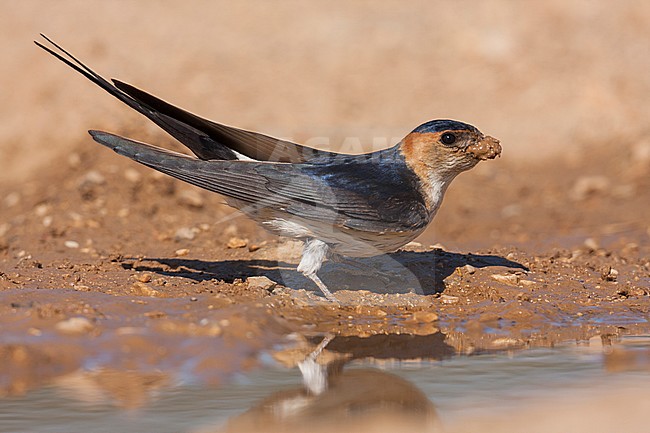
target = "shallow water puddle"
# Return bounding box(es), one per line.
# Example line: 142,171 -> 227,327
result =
1,335 -> 648,433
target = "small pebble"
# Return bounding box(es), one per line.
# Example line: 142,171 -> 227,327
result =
124,168 -> 142,183
464,264 -> 477,274
35,204 -> 50,217
67,152 -> 81,167
28,328 -> 42,336
205,323 -> 222,336
516,292 -> 531,301
440,294 -> 459,304
177,189 -> 204,208
175,227 -> 197,241
501,204 -> 522,218
246,276 -> 277,291
630,288 -> 649,297
131,282 -> 159,297
224,224 -> 239,236
138,273 -> 153,283
227,237 -> 248,249
601,267 -> 619,282
4,192 -> 20,208
175,248 -> 190,257
570,175 -> 610,201
490,337 -> 522,348
412,311 -> 439,323
584,238 -> 600,251
144,311 -> 167,319
79,170 -> 106,186
64,240 -> 80,249
55,317 -> 94,334
491,273 -> 520,285
248,241 -> 267,252
623,243 -> 639,254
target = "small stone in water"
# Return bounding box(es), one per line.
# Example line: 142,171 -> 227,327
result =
55,317 -> 94,334
412,311 -> 439,323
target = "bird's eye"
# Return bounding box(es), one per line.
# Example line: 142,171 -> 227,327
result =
441,133 -> 457,145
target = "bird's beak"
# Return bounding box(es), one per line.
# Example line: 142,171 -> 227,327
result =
466,135 -> 501,160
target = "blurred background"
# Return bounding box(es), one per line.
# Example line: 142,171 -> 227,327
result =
2,0 -> 649,185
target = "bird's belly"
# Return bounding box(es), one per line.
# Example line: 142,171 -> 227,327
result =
328,229 -> 425,257
262,216 -> 425,258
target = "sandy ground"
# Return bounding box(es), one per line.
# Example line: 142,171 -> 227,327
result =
1,0 -> 650,411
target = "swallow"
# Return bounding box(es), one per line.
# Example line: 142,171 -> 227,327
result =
36,34 -> 501,302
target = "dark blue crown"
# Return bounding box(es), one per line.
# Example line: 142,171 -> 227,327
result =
412,119 -> 479,134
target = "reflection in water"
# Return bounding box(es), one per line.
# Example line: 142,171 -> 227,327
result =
221,334 -> 441,433
603,336 -> 650,373
221,369 -> 439,433
1,332 -> 649,433
316,332 -> 455,361
53,369 -> 170,410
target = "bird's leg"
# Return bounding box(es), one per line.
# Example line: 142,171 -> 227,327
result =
308,333 -> 335,360
298,334 -> 335,395
297,238 -> 337,302
305,272 -> 337,302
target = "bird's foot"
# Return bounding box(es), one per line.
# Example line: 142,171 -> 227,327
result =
304,272 -> 338,303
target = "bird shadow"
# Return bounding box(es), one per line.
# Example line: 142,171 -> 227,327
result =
122,249 -> 528,296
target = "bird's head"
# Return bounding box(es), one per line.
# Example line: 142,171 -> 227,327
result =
400,119 -> 501,182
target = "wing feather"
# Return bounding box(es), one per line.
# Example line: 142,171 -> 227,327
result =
89,131 -> 429,235
36,34 -> 337,162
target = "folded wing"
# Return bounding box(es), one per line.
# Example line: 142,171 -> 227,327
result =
89,130 -> 429,236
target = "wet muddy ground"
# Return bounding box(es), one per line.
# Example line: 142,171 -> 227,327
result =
1,132 -> 649,401
2,1 -> 650,431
